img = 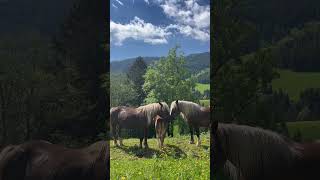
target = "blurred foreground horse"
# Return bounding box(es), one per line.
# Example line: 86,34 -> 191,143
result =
170,100 -> 210,146
212,122 -> 320,180
110,102 -> 170,148
0,140 -> 108,180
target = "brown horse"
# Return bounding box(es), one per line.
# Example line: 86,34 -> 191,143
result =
212,122 -> 320,180
170,100 -> 210,146
0,140 -> 108,180
154,115 -> 172,148
110,102 -> 170,148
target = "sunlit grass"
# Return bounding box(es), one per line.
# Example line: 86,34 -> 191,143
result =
110,133 -> 210,180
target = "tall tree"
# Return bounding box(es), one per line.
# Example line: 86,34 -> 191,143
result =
51,0 -> 108,139
143,47 -> 197,136
127,57 -> 147,106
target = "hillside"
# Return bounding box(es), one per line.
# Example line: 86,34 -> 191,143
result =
272,69 -> 320,101
286,121 -> 320,141
111,52 -> 210,74
110,134 -> 210,179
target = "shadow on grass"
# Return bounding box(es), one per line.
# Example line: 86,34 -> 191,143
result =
115,144 -> 187,159
201,145 -> 209,150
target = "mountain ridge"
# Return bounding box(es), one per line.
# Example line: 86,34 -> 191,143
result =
110,52 -> 210,74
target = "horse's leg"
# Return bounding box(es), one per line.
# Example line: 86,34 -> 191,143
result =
139,137 -> 143,148
189,125 -> 195,144
112,124 -> 118,146
195,127 -> 201,147
144,127 -> 149,149
118,126 -> 123,146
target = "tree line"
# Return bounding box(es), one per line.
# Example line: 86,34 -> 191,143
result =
0,0 -> 107,147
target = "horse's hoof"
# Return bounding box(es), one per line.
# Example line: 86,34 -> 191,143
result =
189,141 -> 195,144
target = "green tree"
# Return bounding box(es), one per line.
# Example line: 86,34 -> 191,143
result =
143,47 -> 197,136
126,57 -> 147,106
110,74 -> 138,107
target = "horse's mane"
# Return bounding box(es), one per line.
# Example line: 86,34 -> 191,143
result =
218,123 -> 302,179
137,102 -> 169,125
170,100 -> 202,119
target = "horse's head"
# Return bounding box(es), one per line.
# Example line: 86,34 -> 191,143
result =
169,100 -> 181,118
154,115 -> 170,148
211,121 -> 227,171
158,102 -> 170,118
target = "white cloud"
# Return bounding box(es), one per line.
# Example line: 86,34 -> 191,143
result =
110,17 -> 171,46
110,0 -> 209,46
112,3 -> 118,9
158,0 -> 210,41
115,0 -> 123,6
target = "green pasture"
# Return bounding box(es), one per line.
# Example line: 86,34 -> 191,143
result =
110,133 -> 210,180
286,120 -> 320,141
272,69 -> 320,101
195,83 -> 210,94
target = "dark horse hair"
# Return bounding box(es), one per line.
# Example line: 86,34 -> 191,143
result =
0,140 -> 108,180
110,102 -> 170,148
212,122 -> 320,180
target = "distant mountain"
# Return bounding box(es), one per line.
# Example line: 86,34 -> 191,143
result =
111,52 -> 210,74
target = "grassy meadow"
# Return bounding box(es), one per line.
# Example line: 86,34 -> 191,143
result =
110,133 -> 210,180
195,83 -> 210,94
272,69 -> 320,101
286,120 -> 320,141
196,83 -> 210,107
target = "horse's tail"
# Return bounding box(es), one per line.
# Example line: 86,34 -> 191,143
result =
0,145 -> 28,180
110,107 -> 121,136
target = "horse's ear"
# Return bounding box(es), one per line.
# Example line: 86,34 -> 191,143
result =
158,102 -> 163,108
175,100 -> 178,104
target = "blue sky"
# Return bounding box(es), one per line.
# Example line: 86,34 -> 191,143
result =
110,0 -> 210,61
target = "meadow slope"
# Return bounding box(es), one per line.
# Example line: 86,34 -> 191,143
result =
272,69 -> 320,101
110,134 -> 210,180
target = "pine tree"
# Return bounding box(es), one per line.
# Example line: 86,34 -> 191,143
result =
126,57 -> 147,106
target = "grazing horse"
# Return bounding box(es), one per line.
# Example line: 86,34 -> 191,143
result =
154,115 -> 172,148
212,122 -> 320,180
110,102 -> 170,148
0,140 -> 108,180
169,100 -> 210,146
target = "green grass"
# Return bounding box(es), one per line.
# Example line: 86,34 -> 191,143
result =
272,69 -> 320,101
199,100 -> 209,107
286,121 -> 320,141
111,133 -> 210,180
195,83 -> 210,94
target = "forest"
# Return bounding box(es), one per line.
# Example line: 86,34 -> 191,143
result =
0,0 -> 108,148
213,0 -> 320,179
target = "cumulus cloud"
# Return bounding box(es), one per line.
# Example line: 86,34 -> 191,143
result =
110,17 -> 171,46
159,0 -> 210,41
115,0 -> 123,6
112,3 -> 118,9
110,0 -> 209,46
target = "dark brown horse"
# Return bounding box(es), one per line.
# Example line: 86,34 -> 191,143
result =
110,102 -> 170,148
170,100 -> 210,146
212,122 -> 320,180
154,115 -> 172,148
0,140 -> 108,180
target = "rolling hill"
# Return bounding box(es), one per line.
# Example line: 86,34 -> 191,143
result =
272,69 -> 320,101
111,52 -> 210,74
